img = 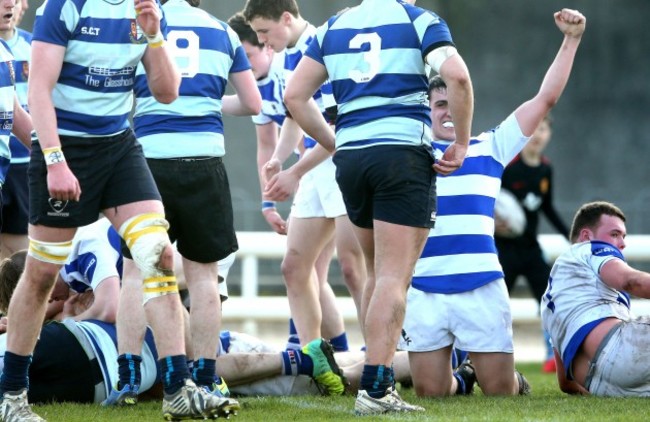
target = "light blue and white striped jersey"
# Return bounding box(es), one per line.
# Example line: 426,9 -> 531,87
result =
305,0 -> 453,150
6,28 -> 31,164
252,50 -> 286,127
134,0 -> 251,158
0,40 -> 14,183
541,241 -> 631,377
412,114 -> 529,294
33,0 -> 166,137
60,218 -> 122,294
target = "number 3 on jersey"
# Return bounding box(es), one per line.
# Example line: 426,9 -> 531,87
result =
348,33 -> 381,84
166,30 -> 200,78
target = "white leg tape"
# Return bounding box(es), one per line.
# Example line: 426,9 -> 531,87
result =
28,237 -> 73,265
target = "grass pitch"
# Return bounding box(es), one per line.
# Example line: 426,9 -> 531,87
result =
33,363 -> 650,421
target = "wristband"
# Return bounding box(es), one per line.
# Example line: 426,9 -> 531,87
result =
42,146 -> 65,166
262,201 -> 276,211
146,31 -> 164,48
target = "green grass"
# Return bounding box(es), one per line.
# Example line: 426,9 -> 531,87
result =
33,363 -> 650,421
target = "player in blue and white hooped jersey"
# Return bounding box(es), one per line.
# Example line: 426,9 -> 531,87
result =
244,1 -> 364,367
0,0 -> 30,260
399,9 -> 585,398
540,201 -> 650,397
0,1 -> 233,420
127,0 -> 259,412
279,0 -> 473,413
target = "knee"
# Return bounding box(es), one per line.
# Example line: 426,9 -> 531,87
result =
414,380 -> 450,397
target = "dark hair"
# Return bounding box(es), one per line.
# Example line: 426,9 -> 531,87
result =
569,201 -> 626,243
243,0 -> 300,22
0,250 -> 27,315
228,12 -> 263,48
428,74 -> 446,94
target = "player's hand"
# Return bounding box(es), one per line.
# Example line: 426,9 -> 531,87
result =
0,316 -> 7,334
264,170 -> 299,202
135,0 -> 162,37
47,162 -> 81,202
262,209 -> 287,235
263,158 -> 282,184
433,142 -> 467,175
494,214 -> 512,237
554,9 -> 586,38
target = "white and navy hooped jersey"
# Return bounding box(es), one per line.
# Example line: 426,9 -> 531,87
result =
285,24 -> 331,150
33,0 -> 166,137
413,113 -> 529,294
0,39 -> 15,183
60,218 -> 122,294
252,50 -> 286,128
306,0 -> 453,151
74,320 -> 159,401
541,241 -> 631,376
134,0 -> 251,158
7,28 -> 31,165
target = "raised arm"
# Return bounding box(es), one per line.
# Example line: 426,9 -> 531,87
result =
514,9 -> 586,136
138,0 -> 180,104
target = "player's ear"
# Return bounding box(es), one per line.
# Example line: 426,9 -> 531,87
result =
579,228 -> 592,242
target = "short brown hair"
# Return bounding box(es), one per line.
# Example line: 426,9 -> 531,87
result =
228,12 -> 263,48
569,201 -> 626,243
0,250 -> 27,315
243,0 -> 300,22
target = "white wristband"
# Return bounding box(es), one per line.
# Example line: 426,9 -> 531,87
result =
146,31 -> 164,48
43,146 -> 65,166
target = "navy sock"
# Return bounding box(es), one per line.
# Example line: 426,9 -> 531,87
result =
453,372 -> 468,395
329,332 -> 349,352
360,364 -> 393,398
286,318 -> 300,350
0,351 -> 31,395
159,355 -> 191,395
192,357 -> 216,387
117,353 -> 142,389
280,349 -> 313,376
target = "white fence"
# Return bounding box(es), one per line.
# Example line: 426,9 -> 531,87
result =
223,233 -> 650,331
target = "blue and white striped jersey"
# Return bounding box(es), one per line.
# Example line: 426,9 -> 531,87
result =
134,0 -> 251,158
0,40 -> 14,183
412,114 -> 529,294
541,241 -> 631,376
252,50 -> 286,127
305,0 -> 453,150
60,218 -> 122,294
33,0 -> 166,137
6,28 -> 31,164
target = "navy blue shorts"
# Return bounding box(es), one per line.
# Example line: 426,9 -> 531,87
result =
28,129 -> 161,228
333,144 -> 437,229
146,157 -> 238,263
0,162 -> 29,234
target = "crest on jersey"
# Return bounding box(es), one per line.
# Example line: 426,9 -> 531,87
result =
129,20 -> 147,44
21,62 -> 29,82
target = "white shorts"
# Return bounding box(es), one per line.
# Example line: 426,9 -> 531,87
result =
586,317 -> 650,396
291,152 -> 346,219
399,279 -> 514,353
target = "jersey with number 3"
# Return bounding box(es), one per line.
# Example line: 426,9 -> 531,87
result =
305,0 -> 453,150
541,240 -> 631,373
133,0 -> 251,158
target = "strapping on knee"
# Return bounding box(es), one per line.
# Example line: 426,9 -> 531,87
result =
119,213 -> 178,303
28,237 -> 72,265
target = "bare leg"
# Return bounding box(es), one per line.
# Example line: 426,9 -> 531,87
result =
314,237 -> 345,340
334,215 -> 366,327
470,352 -> 517,395
282,216 -> 333,345
117,259 -> 147,355
408,347 -> 457,396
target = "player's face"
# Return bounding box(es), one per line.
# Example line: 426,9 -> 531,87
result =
15,0 -> 25,26
592,214 -> 627,250
523,119 -> 552,155
0,0 -> 17,33
243,41 -> 273,80
49,278 -> 71,303
249,14 -> 292,53
429,88 -> 456,141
